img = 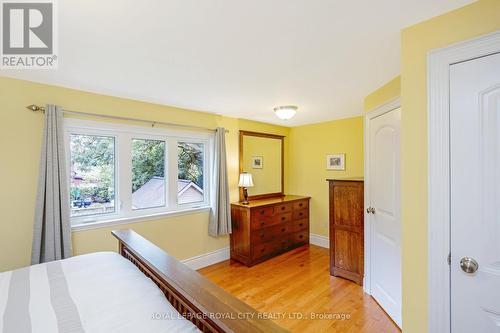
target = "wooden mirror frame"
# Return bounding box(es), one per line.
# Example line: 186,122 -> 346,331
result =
239,130 -> 285,202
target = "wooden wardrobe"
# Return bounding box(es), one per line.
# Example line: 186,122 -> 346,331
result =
327,178 -> 364,285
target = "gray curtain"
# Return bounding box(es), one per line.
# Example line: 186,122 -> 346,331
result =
209,127 -> 231,236
31,105 -> 72,264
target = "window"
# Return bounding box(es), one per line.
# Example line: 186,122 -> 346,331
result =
70,134 -> 115,218
132,139 -> 166,210
66,120 -> 212,226
178,142 -> 204,205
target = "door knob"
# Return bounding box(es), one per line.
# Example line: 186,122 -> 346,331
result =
460,257 -> 479,274
366,207 -> 375,214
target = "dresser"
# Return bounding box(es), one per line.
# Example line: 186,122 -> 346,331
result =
230,195 -> 310,266
327,179 -> 364,285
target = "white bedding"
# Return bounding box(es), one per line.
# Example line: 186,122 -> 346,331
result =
0,252 -> 200,333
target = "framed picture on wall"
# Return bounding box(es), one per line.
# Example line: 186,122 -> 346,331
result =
326,153 -> 345,170
252,156 -> 263,169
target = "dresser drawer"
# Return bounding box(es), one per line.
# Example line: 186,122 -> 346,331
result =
274,212 -> 292,224
251,206 -> 274,218
293,218 -> 309,232
252,223 -> 292,243
293,230 -> 309,245
293,200 -> 309,211
278,238 -> 294,251
252,235 -> 293,260
251,215 -> 278,230
274,203 -> 292,214
252,241 -> 277,259
293,208 -> 309,220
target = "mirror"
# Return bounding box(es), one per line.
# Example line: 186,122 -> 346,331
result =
239,131 -> 284,201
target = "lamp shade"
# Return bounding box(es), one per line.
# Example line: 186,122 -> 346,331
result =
238,173 -> 254,187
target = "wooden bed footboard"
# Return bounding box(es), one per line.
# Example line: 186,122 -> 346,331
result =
112,230 -> 288,333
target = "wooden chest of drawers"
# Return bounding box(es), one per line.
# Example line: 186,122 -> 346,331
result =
327,179 -> 364,285
230,195 -> 310,266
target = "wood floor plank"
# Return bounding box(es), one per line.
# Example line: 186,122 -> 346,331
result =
198,245 -> 400,333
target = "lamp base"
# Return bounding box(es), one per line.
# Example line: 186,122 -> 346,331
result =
242,187 -> 249,205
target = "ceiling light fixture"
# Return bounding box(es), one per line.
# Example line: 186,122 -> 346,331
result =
273,105 -> 298,120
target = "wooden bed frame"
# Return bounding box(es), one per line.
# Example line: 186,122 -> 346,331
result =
112,229 -> 288,333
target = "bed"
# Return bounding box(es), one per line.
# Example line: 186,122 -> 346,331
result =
0,230 -> 287,333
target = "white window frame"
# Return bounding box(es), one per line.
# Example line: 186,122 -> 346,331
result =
65,119 -> 213,229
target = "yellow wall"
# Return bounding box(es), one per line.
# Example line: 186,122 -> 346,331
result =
242,135 -> 282,196
400,1 -> 500,332
0,76 -> 289,272
0,74 -> 364,272
4,2 -> 495,327
288,117 -> 364,237
364,76 -> 401,112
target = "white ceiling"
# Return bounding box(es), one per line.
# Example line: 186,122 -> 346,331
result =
2,0 -> 474,126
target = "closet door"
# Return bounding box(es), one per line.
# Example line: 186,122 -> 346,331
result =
449,52 -> 500,333
366,107 -> 401,327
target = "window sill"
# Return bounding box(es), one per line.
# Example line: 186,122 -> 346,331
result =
71,206 -> 211,232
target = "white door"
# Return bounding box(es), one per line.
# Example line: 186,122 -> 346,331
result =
450,52 -> 500,332
367,107 -> 401,327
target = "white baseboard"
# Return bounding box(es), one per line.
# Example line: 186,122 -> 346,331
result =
310,233 -> 329,248
181,247 -> 230,270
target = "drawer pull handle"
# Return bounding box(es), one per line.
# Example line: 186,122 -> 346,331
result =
299,235 -> 303,239
260,210 -> 265,215
260,221 -> 265,226
281,228 -> 286,232
260,248 -> 265,253
299,203 -> 303,207
281,206 -> 285,210
281,216 -> 286,221
299,223 -> 303,227
299,212 -> 303,216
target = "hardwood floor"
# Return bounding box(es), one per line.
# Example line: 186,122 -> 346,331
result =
198,245 -> 400,333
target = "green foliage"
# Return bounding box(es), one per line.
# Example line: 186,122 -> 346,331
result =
178,142 -> 204,188
70,135 -> 114,171
70,134 -> 115,202
70,186 -> 113,203
132,139 -> 165,192
70,187 -> 80,200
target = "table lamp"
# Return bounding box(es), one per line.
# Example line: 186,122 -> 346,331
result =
238,172 -> 254,205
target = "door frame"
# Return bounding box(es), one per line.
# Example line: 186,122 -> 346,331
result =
363,97 -> 401,299
428,30 -> 500,333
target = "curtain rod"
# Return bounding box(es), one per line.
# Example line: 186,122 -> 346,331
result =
26,104 -> 228,133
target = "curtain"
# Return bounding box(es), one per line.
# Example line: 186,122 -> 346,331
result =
31,105 -> 72,264
209,127 -> 231,236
